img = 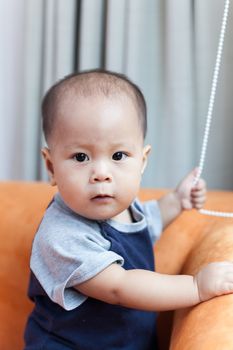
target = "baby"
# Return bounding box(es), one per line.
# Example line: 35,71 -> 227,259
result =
24,70 -> 233,350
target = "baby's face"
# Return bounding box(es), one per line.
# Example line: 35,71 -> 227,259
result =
43,95 -> 150,222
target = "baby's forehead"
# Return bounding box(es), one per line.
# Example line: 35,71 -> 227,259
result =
54,88 -> 145,142
68,98 -> 138,129
54,92 -> 142,137
43,71 -> 147,142
57,89 -> 139,122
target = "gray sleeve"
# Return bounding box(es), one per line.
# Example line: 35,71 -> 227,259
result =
30,214 -> 124,311
141,200 -> 162,244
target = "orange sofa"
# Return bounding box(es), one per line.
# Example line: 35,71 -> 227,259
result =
0,181 -> 233,349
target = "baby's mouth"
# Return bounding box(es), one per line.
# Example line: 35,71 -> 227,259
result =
91,194 -> 114,202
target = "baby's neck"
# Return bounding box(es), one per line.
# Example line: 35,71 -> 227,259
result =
111,208 -> 133,224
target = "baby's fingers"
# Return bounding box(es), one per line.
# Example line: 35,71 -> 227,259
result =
222,282 -> 233,295
196,261 -> 233,301
216,265 -> 233,294
193,178 -> 206,191
191,193 -> 206,209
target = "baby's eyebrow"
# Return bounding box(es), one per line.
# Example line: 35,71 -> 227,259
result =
62,141 -> 90,149
110,143 -> 135,150
63,141 -> 135,151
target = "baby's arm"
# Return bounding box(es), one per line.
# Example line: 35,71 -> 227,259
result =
158,168 -> 206,229
76,261 -> 233,311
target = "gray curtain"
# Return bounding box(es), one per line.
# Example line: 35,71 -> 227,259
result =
1,0 -> 233,190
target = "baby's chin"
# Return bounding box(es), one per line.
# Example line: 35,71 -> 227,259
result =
83,212 -> 121,222
68,198 -> 132,222
79,208 -> 128,222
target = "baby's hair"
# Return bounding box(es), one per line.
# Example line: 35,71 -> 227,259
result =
42,69 -> 147,142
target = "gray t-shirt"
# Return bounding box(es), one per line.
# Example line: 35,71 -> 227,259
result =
30,193 -> 162,310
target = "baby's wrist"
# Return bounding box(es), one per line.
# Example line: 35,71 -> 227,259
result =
171,190 -> 183,214
158,190 -> 183,228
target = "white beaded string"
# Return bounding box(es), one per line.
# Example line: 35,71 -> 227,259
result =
193,0 -> 233,218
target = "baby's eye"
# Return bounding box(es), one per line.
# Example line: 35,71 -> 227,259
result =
112,152 -> 127,161
74,153 -> 89,162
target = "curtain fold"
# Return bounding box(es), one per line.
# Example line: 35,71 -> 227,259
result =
77,0 -> 106,70
0,0 -> 26,179
158,0 -> 196,186
1,0 -> 233,189
24,0 -> 76,180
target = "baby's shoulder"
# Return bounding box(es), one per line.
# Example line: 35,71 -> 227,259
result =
34,197 -> 107,249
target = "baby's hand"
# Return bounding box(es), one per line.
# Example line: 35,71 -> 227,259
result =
175,168 -> 206,210
194,262 -> 233,302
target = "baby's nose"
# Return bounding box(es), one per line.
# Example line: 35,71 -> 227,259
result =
90,162 -> 112,183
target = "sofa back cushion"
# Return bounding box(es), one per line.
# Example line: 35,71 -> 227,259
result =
0,182 -> 56,349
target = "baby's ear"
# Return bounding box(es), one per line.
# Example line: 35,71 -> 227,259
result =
141,145 -> 151,174
41,147 -> 56,186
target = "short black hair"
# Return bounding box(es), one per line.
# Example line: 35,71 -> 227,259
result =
42,69 -> 147,142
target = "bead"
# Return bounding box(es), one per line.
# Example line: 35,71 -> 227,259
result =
199,209 -> 233,218
197,0 -> 232,218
